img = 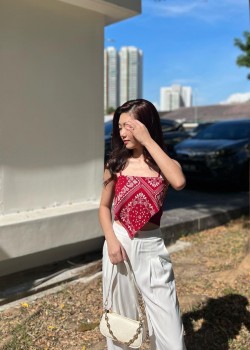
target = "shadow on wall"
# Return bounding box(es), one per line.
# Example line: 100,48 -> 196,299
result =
183,294 -> 250,350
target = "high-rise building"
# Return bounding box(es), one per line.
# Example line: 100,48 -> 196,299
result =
181,86 -> 192,107
160,85 -> 192,111
160,87 -> 172,111
104,47 -> 119,112
119,46 -> 143,105
104,46 -> 143,112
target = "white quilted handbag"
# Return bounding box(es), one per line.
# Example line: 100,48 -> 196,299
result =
100,261 -> 146,348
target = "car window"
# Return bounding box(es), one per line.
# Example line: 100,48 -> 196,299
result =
194,123 -> 250,140
160,120 -> 179,132
192,122 -> 214,133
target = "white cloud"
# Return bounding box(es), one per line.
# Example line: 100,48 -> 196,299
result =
143,1 -> 203,17
143,0 -> 246,22
160,2 -> 200,16
220,92 -> 250,104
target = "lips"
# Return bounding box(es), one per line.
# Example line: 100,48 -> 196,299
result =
123,140 -> 129,144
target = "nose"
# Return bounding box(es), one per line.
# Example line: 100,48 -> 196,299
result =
120,127 -> 127,138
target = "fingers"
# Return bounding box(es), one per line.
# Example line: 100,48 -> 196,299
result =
109,252 -> 122,264
124,122 -> 134,131
125,122 -> 141,136
125,120 -> 147,132
124,120 -> 151,146
109,246 -> 127,265
121,246 -> 128,261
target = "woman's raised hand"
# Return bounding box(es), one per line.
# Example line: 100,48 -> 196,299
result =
125,120 -> 152,146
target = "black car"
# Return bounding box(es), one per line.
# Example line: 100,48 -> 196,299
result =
188,122 -> 215,137
104,120 -> 113,161
104,119 -> 189,161
160,119 -> 190,157
174,119 -> 250,188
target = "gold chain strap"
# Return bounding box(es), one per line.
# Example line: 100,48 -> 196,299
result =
103,262 -> 146,345
104,310 -> 144,346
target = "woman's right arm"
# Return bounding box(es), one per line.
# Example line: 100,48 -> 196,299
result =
99,169 -> 127,264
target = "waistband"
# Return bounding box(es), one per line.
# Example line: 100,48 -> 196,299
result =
113,221 -> 162,239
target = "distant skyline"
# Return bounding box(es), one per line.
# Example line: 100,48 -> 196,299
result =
104,0 -> 250,107
104,46 -> 143,111
160,84 -> 192,111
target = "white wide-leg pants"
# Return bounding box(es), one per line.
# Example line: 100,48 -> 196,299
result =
102,222 -> 186,350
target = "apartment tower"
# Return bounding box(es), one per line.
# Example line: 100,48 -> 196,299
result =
119,46 -> 143,106
160,85 -> 192,111
104,47 -> 119,112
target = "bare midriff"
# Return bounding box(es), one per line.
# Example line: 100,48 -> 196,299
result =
115,220 -> 159,231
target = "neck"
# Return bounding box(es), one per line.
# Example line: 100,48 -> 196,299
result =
131,151 -> 144,160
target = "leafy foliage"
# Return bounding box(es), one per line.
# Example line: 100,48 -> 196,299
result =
106,106 -> 115,115
234,31 -> 250,79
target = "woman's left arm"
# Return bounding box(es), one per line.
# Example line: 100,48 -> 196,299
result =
126,120 -> 186,190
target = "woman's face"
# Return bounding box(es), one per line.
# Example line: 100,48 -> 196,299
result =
118,112 -> 141,150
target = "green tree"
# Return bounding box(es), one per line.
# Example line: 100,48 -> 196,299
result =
106,106 -> 115,115
234,31 -> 250,79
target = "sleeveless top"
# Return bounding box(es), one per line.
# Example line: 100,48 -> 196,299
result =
113,171 -> 169,238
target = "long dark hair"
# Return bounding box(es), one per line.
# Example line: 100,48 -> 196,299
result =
104,99 -> 165,185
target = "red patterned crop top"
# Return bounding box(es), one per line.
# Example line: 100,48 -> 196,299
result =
113,172 -> 169,238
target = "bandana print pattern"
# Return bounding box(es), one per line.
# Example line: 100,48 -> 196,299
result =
114,175 -> 168,238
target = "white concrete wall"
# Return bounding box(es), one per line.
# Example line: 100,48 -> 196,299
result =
1,0 -> 104,214
0,0 -> 106,276
0,0 -> 141,277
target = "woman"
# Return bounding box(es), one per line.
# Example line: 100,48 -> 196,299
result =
99,99 -> 187,350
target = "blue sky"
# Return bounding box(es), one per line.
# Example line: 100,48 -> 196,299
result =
105,0 -> 250,107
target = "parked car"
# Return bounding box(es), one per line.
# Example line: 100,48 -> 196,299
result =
188,122 -> 215,137
104,119 -> 190,161
160,119 -> 190,157
174,119 -> 250,188
104,120 -> 113,162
